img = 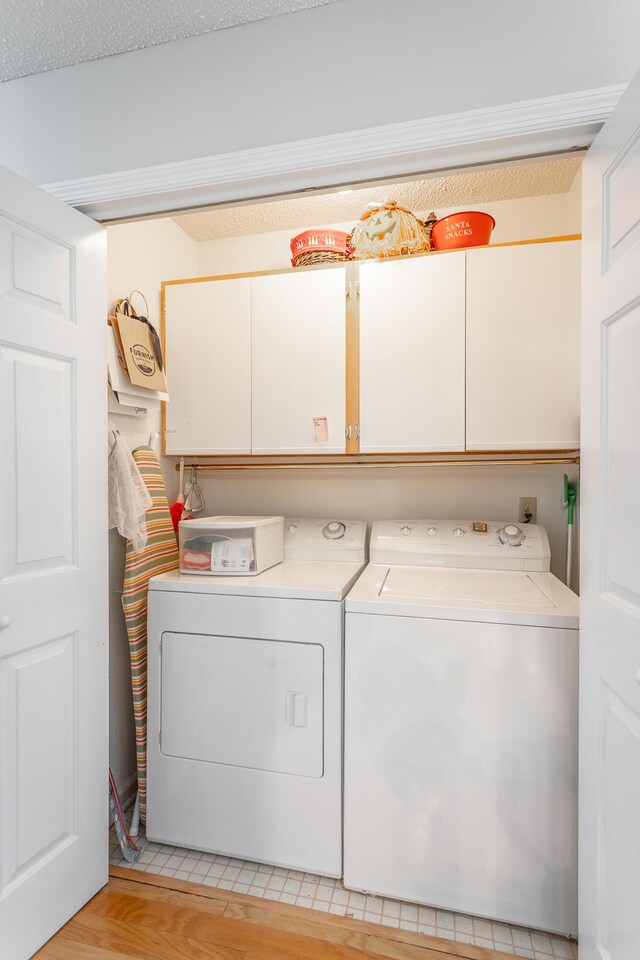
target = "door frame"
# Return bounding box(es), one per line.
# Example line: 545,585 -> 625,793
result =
42,85 -> 624,223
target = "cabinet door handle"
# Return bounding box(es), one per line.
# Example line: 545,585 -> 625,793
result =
345,424 -> 352,440
0,615 -> 12,631
355,423 -> 360,440
346,282 -> 352,300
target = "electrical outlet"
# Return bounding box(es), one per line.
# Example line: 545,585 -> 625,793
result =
519,497 -> 537,524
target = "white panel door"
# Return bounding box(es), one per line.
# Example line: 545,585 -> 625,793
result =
466,240 -> 580,450
251,268 -> 346,454
359,254 -> 465,452
164,278 -> 252,454
0,166 -> 107,958
580,69 -> 640,960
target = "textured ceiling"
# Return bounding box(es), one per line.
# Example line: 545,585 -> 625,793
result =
173,154 -> 584,241
0,0 -> 340,82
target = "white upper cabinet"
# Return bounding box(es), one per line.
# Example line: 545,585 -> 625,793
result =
251,268 -> 346,455
164,278 -> 252,455
163,239 -> 581,459
466,240 -> 580,450
358,253 -> 466,452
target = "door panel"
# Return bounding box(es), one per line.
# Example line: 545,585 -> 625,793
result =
0,216 -> 72,321
602,303 -> 640,603
359,254 -> 465,453
0,346 -> 75,579
603,126 -> 640,267
0,165 -> 107,960
597,689 -> 640,960
580,66 -> 640,960
251,268 -> 346,454
0,634 -> 76,894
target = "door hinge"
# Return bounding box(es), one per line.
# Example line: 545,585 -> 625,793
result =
356,280 -> 360,298
159,730 -> 162,750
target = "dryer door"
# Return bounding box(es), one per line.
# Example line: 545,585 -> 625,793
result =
160,632 -> 323,777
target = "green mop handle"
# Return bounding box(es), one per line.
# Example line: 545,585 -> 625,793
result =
564,475 -> 576,586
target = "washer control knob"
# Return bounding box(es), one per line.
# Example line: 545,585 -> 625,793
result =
453,527 -> 465,537
323,521 -> 346,540
498,523 -> 525,546
400,525 -> 412,536
288,523 -> 298,533
426,526 -> 438,537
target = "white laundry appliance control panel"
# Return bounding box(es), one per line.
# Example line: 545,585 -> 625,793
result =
370,520 -> 550,570
284,518 -> 367,561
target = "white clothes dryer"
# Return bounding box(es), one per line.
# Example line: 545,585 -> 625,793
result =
344,520 -> 579,935
146,518 -> 366,877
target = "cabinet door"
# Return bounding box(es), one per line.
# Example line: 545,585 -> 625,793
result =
359,254 -> 466,452
466,241 -> 580,450
251,268 -> 346,455
164,278 -> 251,455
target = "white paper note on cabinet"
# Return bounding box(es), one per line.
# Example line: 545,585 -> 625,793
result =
313,417 -> 329,442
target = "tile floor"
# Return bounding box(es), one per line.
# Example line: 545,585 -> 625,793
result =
110,828 -> 577,960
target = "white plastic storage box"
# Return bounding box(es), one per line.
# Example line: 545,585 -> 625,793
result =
178,515 -> 284,576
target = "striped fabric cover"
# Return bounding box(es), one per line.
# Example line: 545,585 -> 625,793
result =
122,447 -> 178,822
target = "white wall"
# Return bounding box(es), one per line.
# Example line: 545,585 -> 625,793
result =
0,0 -> 638,185
566,166 -> 583,228
198,463 -> 579,589
107,218 -> 197,798
196,193 -> 580,276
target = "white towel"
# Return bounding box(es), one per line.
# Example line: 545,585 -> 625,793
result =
108,431 -> 153,552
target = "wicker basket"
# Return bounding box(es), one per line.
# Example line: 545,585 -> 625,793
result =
290,229 -> 352,267
350,201 -> 430,259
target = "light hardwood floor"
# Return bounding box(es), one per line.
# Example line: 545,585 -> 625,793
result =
34,867 -> 509,960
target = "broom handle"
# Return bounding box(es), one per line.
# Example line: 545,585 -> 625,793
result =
566,522 -> 573,587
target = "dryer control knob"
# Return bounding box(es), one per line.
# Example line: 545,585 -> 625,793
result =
498,524 -> 525,545
453,527 -> 465,537
400,525 -> 412,536
323,521 -> 346,539
288,523 -> 298,533
426,526 -> 438,537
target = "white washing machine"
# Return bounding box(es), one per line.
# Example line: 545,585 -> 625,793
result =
146,517 -> 366,876
344,519 -> 579,935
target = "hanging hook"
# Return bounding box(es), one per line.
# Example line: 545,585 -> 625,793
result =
187,465 -> 206,514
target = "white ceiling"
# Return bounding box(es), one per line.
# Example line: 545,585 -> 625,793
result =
173,154 -> 584,242
0,0 -> 340,83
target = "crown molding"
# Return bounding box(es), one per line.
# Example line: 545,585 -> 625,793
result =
43,85 -> 625,221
